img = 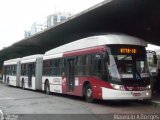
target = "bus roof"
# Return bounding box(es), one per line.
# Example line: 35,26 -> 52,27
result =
21,54 -> 43,63
3,58 -> 21,65
45,34 -> 147,55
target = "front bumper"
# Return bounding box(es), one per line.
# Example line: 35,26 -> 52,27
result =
102,87 -> 151,100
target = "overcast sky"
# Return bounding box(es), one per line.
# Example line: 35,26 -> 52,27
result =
0,0 -> 160,51
0,0 -> 104,50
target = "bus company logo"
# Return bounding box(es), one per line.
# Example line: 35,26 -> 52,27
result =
3,114 -> 18,120
126,86 -> 134,91
0,108 -> 18,120
0,108 -> 6,120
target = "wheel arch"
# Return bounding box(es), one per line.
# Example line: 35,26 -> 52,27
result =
44,79 -> 50,94
44,79 -> 49,85
82,81 -> 90,97
6,76 -> 10,85
44,79 -> 49,90
21,78 -> 24,84
21,78 -> 25,89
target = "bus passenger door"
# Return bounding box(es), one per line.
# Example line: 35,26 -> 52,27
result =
28,64 -> 32,87
66,58 -> 75,92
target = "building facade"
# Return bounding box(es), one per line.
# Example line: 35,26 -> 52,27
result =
24,30 -> 31,38
24,12 -> 73,38
47,12 -> 72,28
30,21 -> 47,35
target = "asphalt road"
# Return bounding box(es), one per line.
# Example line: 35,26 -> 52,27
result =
0,82 -> 160,120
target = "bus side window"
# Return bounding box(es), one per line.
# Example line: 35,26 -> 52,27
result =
60,58 -> 66,76
94,54 -> 102,77
32,63 -> 35,76
76,56 -> 83,76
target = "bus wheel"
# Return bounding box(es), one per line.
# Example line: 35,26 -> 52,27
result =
22,80 -> 25,89
143,99 -> 152,104
6,78 -> 9,86
45,81 -> 50,95
84,84 -> 94,103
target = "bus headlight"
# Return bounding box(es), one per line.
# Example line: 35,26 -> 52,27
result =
111,84 -> 125,90
146,92 -> 149,96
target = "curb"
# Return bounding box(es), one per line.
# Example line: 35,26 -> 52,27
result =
151,100 -> 160,106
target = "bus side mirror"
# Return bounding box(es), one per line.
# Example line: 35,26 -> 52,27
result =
104,53 -> 110,65
107,56 -> 110,65
153,55 -> 157,65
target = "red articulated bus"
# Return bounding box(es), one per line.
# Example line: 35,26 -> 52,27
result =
42,34 -> 151,102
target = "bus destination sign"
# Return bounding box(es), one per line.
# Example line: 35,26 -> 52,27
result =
120,48 -> 137,54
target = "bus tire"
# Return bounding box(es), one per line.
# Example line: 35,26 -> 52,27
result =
84,84 -> 94,103
22,80 -> 25,89
6,77 -> 9,86
143,99 -> 152,104
45,81 -> 50,95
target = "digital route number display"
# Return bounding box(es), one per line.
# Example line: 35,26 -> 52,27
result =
120,48 -> 137,54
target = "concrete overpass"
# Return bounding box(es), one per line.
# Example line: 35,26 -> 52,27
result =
0,0 -> 160,67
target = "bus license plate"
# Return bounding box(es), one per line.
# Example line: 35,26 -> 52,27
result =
132,93 -> 141,96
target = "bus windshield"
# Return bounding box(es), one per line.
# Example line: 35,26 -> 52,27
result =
107,45 -> 150,83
